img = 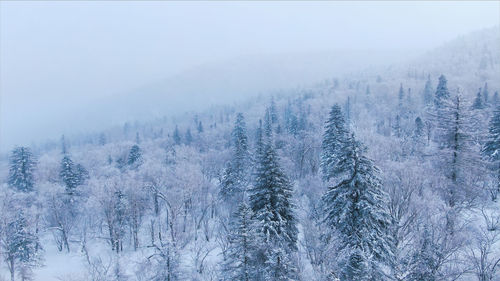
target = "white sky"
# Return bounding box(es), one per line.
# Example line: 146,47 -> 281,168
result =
1,1 -> 499,151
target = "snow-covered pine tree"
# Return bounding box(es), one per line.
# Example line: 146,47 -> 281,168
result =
423,75 -> 433,105
398,83 -> 405,111
222,202 -> 260,281
173,125 -> 181,145
128,144 -> 142,167
8,147 -> 37,193
472,88 -> 484,110
482,106 -> 500,201
220,113 -> 250,201
493,91 -> 499,107
407,226 -> 439,281
3,213 -> 42,281
185,128 -> 193,145
434,75 -> 450,110
249,142 -> 298,280
322,134 -> 394,281
483,82 -> 489,105
321,104 -> 349,182
60,155 -> 78,195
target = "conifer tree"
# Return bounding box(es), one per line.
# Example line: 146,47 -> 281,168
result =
185,128 -> 193,145
482,106 -> 500,201
220,113 -> 250,200
222,202 -> 260,281
407,226 -> 438,281
60,155 -> 77,195
173,125 -> 181,145
472,88 -> 484,109
197,121 -> 204,133
3,213 -> 42,281
321,104 -> 349,182
493,91 -> 499,107
398,83 -> 405,110
249,143 -> 298,280
434,75 -> 450,110
322,134 -> 394,280
423,75 -> 433,105
483,82 -> 489,104
128,144 -> 142,167
8,147 -> 37,193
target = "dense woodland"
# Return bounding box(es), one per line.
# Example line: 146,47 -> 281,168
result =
1,27 -> 500,281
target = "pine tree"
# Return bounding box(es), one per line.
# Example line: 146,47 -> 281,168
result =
483,82 -> 489,105
220,113 -> 250,200
493,91 -> 499,107
8,147 -> 37,193
173,125 -> 181,145
3,213 -> 42,281
407,226 -> 438,281
249,143 -> 298,280
482,106 -> 500,201
322,134 -> 394,280
185,128 -> 193,145
222,202 -> 260,281
60,155 -> 78,195
321,104 -> 349,182
423,75 -> 433,105
128,144 -> 142,167
270,98 -> 278,124
472,88 -> 484,109
398,83 -> 405,110
197,121 -> 204,133
434,75 -> 450,110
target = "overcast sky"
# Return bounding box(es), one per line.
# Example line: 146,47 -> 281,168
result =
1,1 -> 499,151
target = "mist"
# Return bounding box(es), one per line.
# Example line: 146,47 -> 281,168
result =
1,1 -> 498,151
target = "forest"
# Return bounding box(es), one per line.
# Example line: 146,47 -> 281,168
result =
1,15 -> 500,281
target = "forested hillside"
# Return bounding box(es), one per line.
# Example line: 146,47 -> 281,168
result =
1,27 -> 499,281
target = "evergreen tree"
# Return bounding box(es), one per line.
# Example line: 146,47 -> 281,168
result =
398,83 -> 405,110
472,88 -> 484,109
222,202 -> 260,281
185,128 -> 193,145
321,104 -> 349,182
8,147 -> 37,193
270,98 -> 278,124
423,75 -> 433,105
197,121 -> 204,133
407,226 -> 438,281
128,144 -> 142,167
482,106 -> 500,201
220,113 -> 250,200
60,155 -> 77,195
3,213 -> 41,281
322,134 -> 394,280
173,125 -> 181,145
493,91 -> 499,107
483,82 -> 489,104
434,75 -> 450,109
249,143 -> 298,280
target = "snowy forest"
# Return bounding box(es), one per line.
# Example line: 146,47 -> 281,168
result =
1,3 -> 500,281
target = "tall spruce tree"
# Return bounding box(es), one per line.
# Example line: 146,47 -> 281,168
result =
222,202 -> 260,281
434,75 -> 450,110
482,106 -> 500,201
173,125 -> 181,145
249,142 -> 298,280
3,213 -> 42,281
423,75 -> 433,105
483,82 -> 489,104
321,104 -> 349,182
472,88 -> 484,109
220,113 -> 250,200
322,134 -> 394,280
60,155 -> 78,195
8,147 -> 37,193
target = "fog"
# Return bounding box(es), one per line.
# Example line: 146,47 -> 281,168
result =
1,1 -> 498,151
